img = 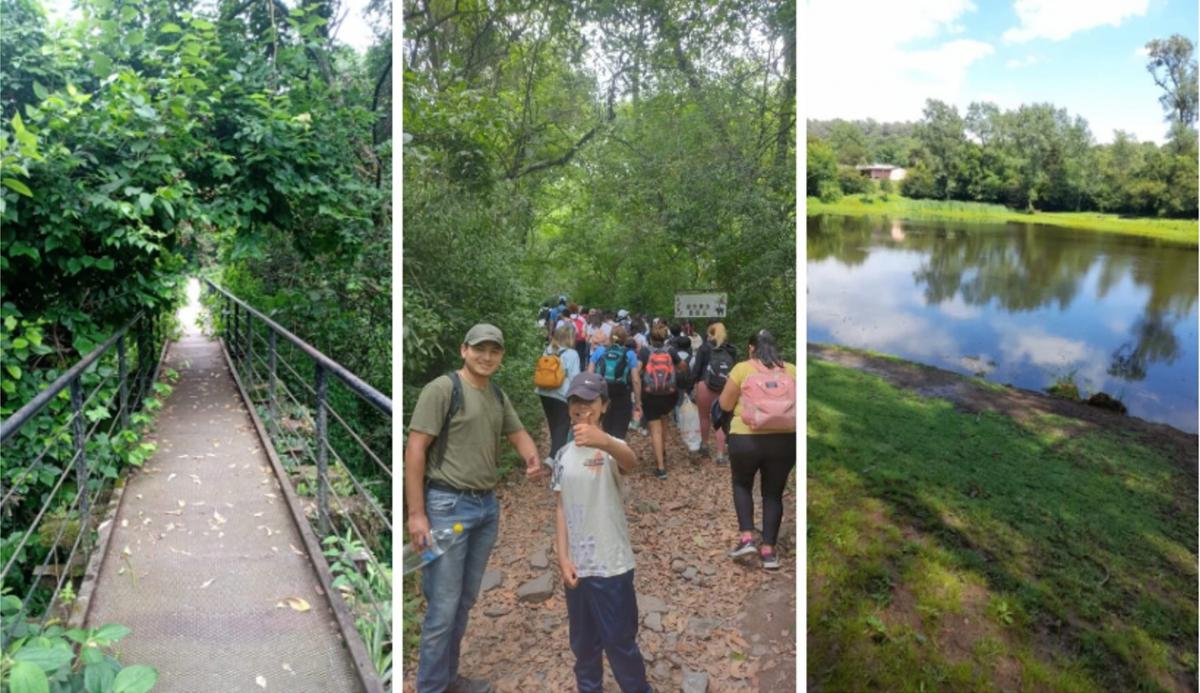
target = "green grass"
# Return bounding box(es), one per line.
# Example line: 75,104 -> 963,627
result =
807,194 -> 1198,245
808,357 -> 1197,692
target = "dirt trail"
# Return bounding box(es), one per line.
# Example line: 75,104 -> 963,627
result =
809,343 -> 1198,471
404,419 -> 797,692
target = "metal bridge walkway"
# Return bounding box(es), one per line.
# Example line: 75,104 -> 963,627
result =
79,325 -> 363,691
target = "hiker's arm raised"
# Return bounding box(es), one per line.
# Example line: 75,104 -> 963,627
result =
404,431 -> 434,548
507,429 -> 545,479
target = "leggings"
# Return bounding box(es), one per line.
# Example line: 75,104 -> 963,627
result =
728,433 -> 796,546
541,396 -> 570,458
603,384 -> 634,440
693,381 -> 726,453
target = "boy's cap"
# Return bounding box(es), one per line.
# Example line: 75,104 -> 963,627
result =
566,372 -> 608,401
464,324 -> 504,347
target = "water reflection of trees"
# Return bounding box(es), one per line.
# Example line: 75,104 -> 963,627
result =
1108,311 -> 1180,381
806,215 -> 1198,381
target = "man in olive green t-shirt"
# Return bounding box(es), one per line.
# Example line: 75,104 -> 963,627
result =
405,324 -> 542,693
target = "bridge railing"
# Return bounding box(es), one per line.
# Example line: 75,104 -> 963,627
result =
0,312 -> 167,633
202,278 -> 392,679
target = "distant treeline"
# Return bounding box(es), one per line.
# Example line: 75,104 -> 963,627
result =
807,36 -> 1199,219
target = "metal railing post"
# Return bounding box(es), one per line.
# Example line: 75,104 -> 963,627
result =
117,335 -> 129,430
268,330 -> 278,420
232,301 -> 240,361
315,363 -> 330,536
245,310 -> 254,387
136,319 -> 149,405
70,378 -> 89,522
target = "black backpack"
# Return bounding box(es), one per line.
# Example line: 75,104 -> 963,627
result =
705,345 -> 736,392
429,371 -> 505,471
597,347 -> 629,385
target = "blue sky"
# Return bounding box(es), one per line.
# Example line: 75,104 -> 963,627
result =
805,0 -> 1199,143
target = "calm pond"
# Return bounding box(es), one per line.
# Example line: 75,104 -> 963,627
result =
807,215 -> 1199,433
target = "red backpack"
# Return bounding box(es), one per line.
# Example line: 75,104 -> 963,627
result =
739,362 -> 795,430
572,316 -> 586,343
642,348 -> 677,395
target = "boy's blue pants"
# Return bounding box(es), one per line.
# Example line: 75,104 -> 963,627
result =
565,569 -> 653,693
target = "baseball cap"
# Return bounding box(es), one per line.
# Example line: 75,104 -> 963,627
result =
617,309 -> 629,319
566,372 -> 608,401
463,323 -> 504,348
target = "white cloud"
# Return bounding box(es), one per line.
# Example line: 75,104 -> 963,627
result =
807,0 -> 991,122
936,295 -> 983,320
1003,0 -> 1149,43
1004,55 -> 1041,68
996,326 -> 1111,392
808,255 -> 960,361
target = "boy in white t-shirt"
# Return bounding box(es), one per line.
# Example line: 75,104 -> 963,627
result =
552,373 -> 652,693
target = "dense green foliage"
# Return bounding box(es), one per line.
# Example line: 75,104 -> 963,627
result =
1,599 -> 158,693
807,35 -> 1199,220
809,354 -> 1197,691
1,0 -> 392,680
403,0 -> 796,437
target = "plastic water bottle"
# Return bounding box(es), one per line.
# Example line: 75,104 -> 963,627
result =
402,523 -> 464,574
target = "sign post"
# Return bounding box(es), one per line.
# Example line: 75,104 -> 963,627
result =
674,292 -> 728,319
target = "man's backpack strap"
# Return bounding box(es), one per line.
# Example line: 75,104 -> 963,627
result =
429,372 -> 463,473
428,372 -> 506,473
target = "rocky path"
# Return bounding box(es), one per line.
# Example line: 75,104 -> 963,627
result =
404,418 -> 797,692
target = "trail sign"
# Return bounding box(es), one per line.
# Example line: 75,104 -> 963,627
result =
674,292 -> 727,319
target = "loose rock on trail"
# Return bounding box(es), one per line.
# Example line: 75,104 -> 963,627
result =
403,419 -> 797,692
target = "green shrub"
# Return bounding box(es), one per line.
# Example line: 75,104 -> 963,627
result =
837,167 -> 871,194
818,180 -> 843,202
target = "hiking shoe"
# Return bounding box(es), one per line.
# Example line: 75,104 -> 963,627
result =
760,550 -> 781,570
728,537 -> 756,558
714,453 -> 729,466
697,445 -> 711,457
654,468 -> 668,481
447,676 -> 494,693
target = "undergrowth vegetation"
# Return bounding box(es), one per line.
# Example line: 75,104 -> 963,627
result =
808,357 -> 1197,692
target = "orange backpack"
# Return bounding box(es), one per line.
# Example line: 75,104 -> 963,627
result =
534,349 -> 567,389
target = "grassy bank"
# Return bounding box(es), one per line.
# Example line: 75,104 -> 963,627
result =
807,194 -> 1198,245
808,356 -> 1197,692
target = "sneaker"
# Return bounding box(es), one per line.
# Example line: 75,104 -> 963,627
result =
654,468 -> 668,481
714,453 -> 729,466
697,445 -> 711,457
447,676 -> 494,693
542,456 -> 554,469
728,536 -> 756,558
760,549 -> 781,570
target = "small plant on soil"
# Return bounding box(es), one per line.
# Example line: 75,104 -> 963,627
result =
864,615 -> 889,642
1046,370 -> 1081,400
989,598 -> 1015,626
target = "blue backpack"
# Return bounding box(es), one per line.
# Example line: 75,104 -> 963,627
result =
598,348 -> 629,385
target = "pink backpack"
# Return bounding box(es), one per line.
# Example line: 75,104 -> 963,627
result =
740,362 -> 795,430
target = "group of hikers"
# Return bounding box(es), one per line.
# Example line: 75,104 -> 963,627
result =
404,306 -> 796,693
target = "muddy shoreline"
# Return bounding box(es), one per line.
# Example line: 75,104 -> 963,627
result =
808,342 -> 1197,473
